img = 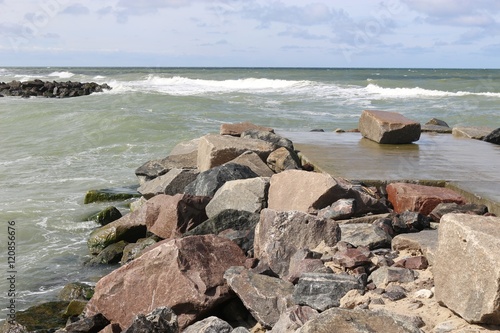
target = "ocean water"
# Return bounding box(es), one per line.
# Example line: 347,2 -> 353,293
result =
0,67 -> 499,318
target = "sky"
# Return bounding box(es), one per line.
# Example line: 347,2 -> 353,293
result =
1,0 -> 500,68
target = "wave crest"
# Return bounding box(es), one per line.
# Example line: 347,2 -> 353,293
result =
365,84 -> 500,98
48,71 -> 75,79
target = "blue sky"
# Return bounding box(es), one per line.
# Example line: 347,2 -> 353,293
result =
1,0 -> 500,68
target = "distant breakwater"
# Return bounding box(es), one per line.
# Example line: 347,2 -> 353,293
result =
0,79 -> 111,98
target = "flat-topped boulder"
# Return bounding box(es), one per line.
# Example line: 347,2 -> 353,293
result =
358,110 -> 421,144
137,168 -> 198,199
197,134 -> 275,171
452,126 -> 493,140
220,121 -> 274,136
227,151 -> 275,177
434,213 -> 500,324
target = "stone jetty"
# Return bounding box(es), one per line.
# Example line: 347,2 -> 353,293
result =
5,116 -> 500,333
0,80 -> 111,98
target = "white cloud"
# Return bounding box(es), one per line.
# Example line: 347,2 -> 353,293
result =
62,4 -> 90,16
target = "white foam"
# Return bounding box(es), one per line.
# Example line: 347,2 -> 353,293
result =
48,71 -> 75,79
365,84 -> 500,98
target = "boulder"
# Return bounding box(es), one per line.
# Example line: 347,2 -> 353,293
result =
390,211 -> 430,233
295,308 -> 423,333
87,240 -> 128,266
224,266 -> 294,328
87,206 -> 122,226
266,147 -> 301,173
144,194 -> 210,239
393,256 -> 428,270
269,305 -> 318,333
483,128 -> 500,145
183,316 -> 232,333
135,138 -> 199,183
205,177 -> 269,218
420,124 -> 452,133
386,183 -> 467,215
15,301 -> 69,331
62,314 -> 110,333
317,199 -> 356,220
429,202 -> 488,222
184,163 -> 258,197
59,282 -> 94,301
293,273 -> 365,311
254,209 -> 341,278
452,126 -> 493,140
137,169 -> 198,199
434,213 -> 500,324
184,210 -> 259,237
331,245 -> 372,269
197,134 -> 275,171
62,299 -> 87,318
84,186 -> 141,204
369,266 -> 416,288
121,237 -> 158,264
339,224 -> 392,249
122,307 -> 178,333
85,235 -> 247,330
220,122 -> 274,136
358,110 -> 421,144
241,130 -> 294,151
228,151 -> 275,177
425,118 -> 449,127
286,249 -> 325,283
391,230 -> 438,266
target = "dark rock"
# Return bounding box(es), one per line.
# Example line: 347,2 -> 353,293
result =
184,209 -> 259,236
224,266 -> 294,328
383,285 -> 407,301
370,266 -> 416,288
63,313 -> 110,333
339,224 -> 392,250
62,299 -> 87,318
429,202 -> 488,222
483,128 -> 500,145
266,147 -> 302,173
425,118 -> 449,127
310,129 -> 325,132
317,198 -> 356,220
87,206 -> 122,226
183,316 -> 231,333
138,168 -> 198,198
359,110 -> 421,144
84,186 -> 141,204
87,240 -> 128,266
391,211 -> 430,233
59,282 -> 94,301
121,237 -> 158,264
270,305 -> 319,333
0,80 -> 111,99
293,273 -> 365,311
241,129 -> 294,151
184,163 -> 258,197
16,301 -> 70,331
123,307 -> 178,333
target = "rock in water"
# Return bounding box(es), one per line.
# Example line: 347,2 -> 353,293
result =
358,110 -> 421,144
434,213 -> 500,324
483,128 -> 500,145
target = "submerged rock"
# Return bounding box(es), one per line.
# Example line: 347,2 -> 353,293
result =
87,206 -> 122,226
84,186 -> 141,204
358,110 -> 421,144
16,301 -> 70,331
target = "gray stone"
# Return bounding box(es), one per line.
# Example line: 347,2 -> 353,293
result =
63,314 -> 110,333
391,211 -> 430,233
369,266 -> 416,288
452,126 -> 493,140
483,128 -> 500,145
87,240 -> 128,266
421,124 -> 452,133
205,177 -> 269,218
184,163 -> 258,197
123,307 -> 178,333
318,199 -> 356,220
241,129 -> 294,151
197,134 -> 275,171
231,328 -> 251,333
429,202 -> 488,222
293,273 -> 364,311
295,308 -> 423,333
434,213 -> 500,324
121,237 -> 158,264
254,209 -> 341,278
286,249 -> 325,283
228,151 -> 275,177
184,210 -> 259,236
224,266 -> 294,328
220,122 -> 274,136
137,168 -> 198,199
266,147 -> 301,173
59,282 -> 94,301
269,305 -> 318,333
425,118 -> 449,127
339,224 -> 392,250
358,110 -> 421,144
182,316 -> 231,333
391,230 -> 438,266
383,285 -> 407,301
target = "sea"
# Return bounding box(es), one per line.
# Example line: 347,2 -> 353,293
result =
0,67 -> 499,319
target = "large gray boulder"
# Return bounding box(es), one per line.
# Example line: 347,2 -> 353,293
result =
359,110 -> 421,144
254,209 -> 341,278
391,229 -> 438,266
205,177 -> 269,218
339,224 -> 392,250
434,213 -> 500,324
228,151 -> 275,177
138,168 -> 198,199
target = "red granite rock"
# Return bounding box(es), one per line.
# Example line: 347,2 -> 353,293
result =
386,183 -> 467,216
393,256 -> 428,270
85,235 -> 246,330
358,110 -> 421,144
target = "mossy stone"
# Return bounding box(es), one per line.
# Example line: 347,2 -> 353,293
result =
16,301 -> 69,332
87,240 -> 128,266
87,222 -> 146,255
59,282 -> 94,301
62,300 -> 87,318
87,206 -> 122,225
84,186 -> 141,204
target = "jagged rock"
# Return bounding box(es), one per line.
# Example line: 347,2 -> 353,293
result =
286,249 -> 325,283
63,313 -> 110,333
122,307 -> 178,333
391,230 -> 438,266
241,130 -> 294,151
184,163 -> 258,197
266,147 -> 301,173
121,237 -> 158,264
130,196 -> 147,212
339,289 -> 371,309
0,80 -> 111,98
339,224 -> 391,249
254,209 -> 341,278
138,169 -> 198,199
197,134 -> 275,171
358,110 -> 421,144
224,266 -> 294,328
84,186 -> 141,204
390,211 -> 430,233
62,299 -> 87,318
452,126 -> 493,140
434,213 -> 500,324
144,194 -> 210,239
269,305 -> 318,333
386,183 -> 466,215
383,285 -> 407,301
0,322 -> 28,333
429,202 -> 488,222
369,266 -> 416,288
87,206 -> 122,226
331,245 -> 372,269
220,122 -> 274,136
85,235 -> 246,329
295,307 -> 423,333
317,199 -> 356,220
293,273 -> 365,311
393,256 -> 428,270
183,316 -> 231,333
87,240 -> 128,266
227,151 -> 275,177
483,128 -> 500,145
59,282 -> 94,301
205,177 -> 269,218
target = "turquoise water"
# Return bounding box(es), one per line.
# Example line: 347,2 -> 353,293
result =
0,67 -> 499,318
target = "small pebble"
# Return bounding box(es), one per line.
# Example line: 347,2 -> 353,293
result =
415,289 -> 433,299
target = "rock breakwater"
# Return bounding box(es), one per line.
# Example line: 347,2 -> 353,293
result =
0,80 -> 111,98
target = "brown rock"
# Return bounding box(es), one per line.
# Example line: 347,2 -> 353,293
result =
369,266 -> 416,288
145,194 -> 210,239
452,126 -> 493,140
270,305 -> 318,333
254,209 -> 341,278
228,151 -> 275,177
386,183 -> 467,215
220,122 -> 274,136
393,256 -> 428,270
85,235 -> 246,330
358,110 -> 421,144
197,134 -> 274,171
391,230 -> 438,266
434,213 -> 500,324
332,247 -> 372,269
266,147 -> 301,173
